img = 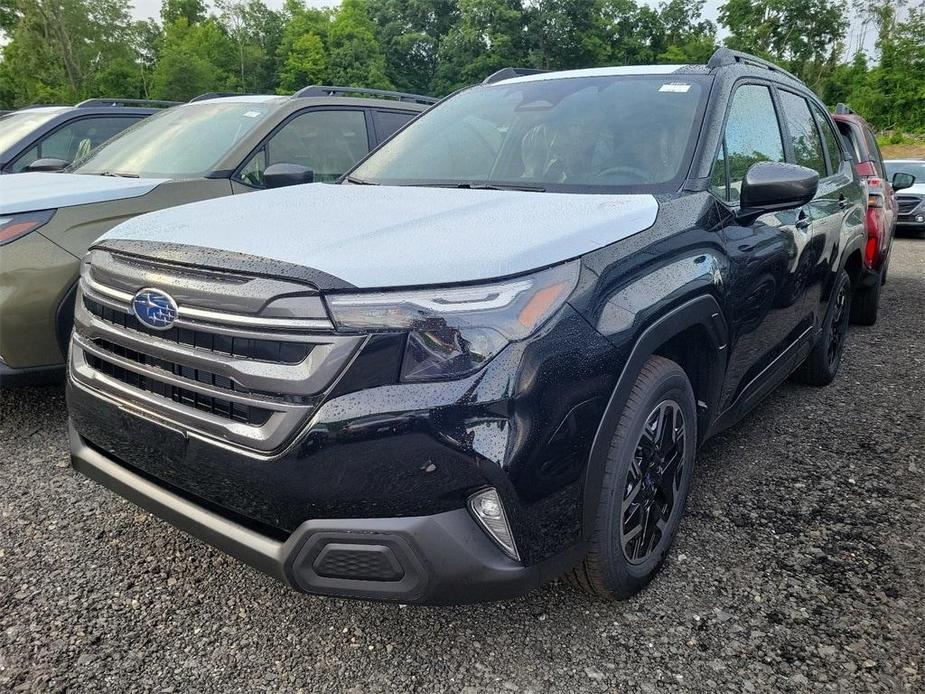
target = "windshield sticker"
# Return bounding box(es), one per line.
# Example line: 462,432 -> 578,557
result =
659,83 -> 691,93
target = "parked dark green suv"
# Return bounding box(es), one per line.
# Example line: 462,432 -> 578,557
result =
0,87 -> 433,384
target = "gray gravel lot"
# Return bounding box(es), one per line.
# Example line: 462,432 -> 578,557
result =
2,238 -> 923,694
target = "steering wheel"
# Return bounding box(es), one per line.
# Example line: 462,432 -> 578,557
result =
596,165 -> 649,182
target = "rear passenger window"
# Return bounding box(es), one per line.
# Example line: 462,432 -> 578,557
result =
373,110 -> 416,143
711,84 -> 785,203
811,104 -> 843,175
779,91 -> 826,175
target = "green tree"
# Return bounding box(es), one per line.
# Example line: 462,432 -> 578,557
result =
719,0 -> 849,88
368,0 -> 459,93
150,17 -> 237,100
326,0 -> 392,88
160,0 -> 206,25
279,32 -> 327,91
432,0 -> 528,94
0,0 -> 140,105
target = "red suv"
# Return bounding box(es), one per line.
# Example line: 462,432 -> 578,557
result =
832,104 -> 907,324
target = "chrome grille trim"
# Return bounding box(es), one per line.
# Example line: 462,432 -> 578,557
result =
81,274 -> 335,332
74,334 -> 305,411
74,297 -> 359,395
71,267 -> 365,454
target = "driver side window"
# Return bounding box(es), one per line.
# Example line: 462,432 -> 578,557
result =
237,109 -> 369,187
711,85 -> 786,204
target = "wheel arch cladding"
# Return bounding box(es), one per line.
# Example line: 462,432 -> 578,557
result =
580,294 -> 728,541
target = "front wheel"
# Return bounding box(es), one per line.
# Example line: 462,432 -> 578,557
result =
792,269 -> 852,386
568,355 -> 696,600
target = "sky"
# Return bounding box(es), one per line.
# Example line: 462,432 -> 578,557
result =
128,0 -> 879,56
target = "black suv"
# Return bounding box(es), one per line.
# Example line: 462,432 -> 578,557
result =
0,99 -> 177,173
68,49 -> 868,604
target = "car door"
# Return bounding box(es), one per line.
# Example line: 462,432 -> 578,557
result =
8,115 -> 142,172
233,108 -> 371,189
711,83 -> 817,411
778,91 -> 858,320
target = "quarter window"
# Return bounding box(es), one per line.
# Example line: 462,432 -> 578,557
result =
373,110 -> 416,143
711,84 -> 785,203
779,91 -> 826,176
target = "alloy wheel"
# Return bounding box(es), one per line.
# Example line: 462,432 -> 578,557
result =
827,283 -> 849,368
620,399 -> 686,564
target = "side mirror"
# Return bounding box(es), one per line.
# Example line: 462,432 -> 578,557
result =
26,157 -> 69,172
892,172 -> 915,192
737,161 -> 819,224
264,163 -> 314,189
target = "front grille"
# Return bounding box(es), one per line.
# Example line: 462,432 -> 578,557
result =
84,297 -> 312,363
85,352 -> 273,425
94,338 -> 252,394
70,250 -> 365,454
897,196 -> 922,215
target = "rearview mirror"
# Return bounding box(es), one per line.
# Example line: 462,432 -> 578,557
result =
26,158 -> 69,172
892,172 -> 915,191
737,161 -> 819,224
264,163 -> 314,189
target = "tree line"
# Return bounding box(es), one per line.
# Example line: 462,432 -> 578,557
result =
0,0 -> 922,132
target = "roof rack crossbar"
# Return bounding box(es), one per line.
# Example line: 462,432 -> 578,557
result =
292,85 -> 437,105
483,67 -> 549,84
76,98 -> 180,108
707,48 -> 801,83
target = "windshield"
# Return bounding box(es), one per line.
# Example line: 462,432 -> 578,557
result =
72,101 -> 278,178
885,161 -> 925,185
0,108 -> 68,155
350,75 -> 708,192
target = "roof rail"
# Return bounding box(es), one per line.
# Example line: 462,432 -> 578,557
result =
76,98 -> 180,108
707,48 -> 801,83
483,68 -> 548,84
292,85 -> 437,105
834,102 -> 854,115
189,92 -> 252,102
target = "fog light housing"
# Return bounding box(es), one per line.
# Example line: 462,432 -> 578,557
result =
916,214 -> 925,223
468,488 -> 520,561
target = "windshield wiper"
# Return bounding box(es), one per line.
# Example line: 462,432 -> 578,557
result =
344,175 -> 377,185
97,171 -> 139,178
400,181 -> 547,192
456,182 -> 546,192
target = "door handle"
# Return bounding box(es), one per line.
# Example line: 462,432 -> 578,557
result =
795,211 -> 810,230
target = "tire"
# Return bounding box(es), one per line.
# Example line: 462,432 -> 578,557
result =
792,269 -> 852,386
567,355 -> 696,600
850,271 -> 881,326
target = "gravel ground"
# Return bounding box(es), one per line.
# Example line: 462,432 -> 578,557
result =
1,239 -> 923,694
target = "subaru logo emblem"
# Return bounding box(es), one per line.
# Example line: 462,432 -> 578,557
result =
132,288 -> 178,330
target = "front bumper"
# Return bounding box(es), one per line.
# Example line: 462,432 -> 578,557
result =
0,356 -> 65,387
70,423 -> 582,604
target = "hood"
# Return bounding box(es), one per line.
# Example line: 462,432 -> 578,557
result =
899,183 -> 925,197
101,183 -> 659,289
0,172 -> 167,215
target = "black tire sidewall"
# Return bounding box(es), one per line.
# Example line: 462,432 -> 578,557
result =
598,366 -> 697,595
821,271 -> 852,376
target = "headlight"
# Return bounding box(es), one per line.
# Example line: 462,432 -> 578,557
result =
0,209 -> 56,246
325,262 -> 580,382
